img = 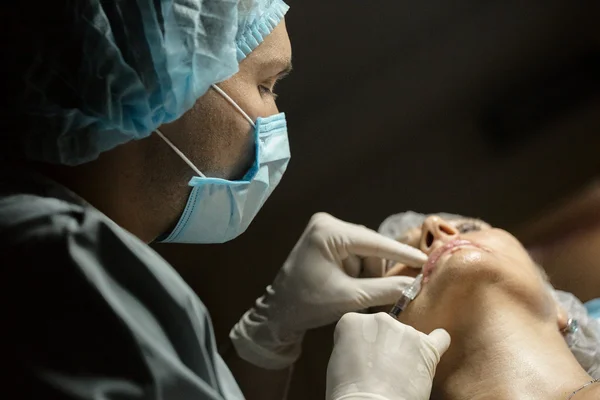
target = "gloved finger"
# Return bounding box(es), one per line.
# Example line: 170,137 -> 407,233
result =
360,256 -> 385,278
333,312 -> 363,343
351,276 -> 415,308
386,262 -> 421,278
427,328 -> 451,359
343,224 -> 427,268
342,254 -> 362,277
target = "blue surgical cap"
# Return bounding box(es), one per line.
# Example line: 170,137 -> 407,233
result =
2,0 -> 288,166
236,0 -> 289,61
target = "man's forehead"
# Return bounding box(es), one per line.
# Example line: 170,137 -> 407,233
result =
245,20 -> 291,71
264,57 -> 293,75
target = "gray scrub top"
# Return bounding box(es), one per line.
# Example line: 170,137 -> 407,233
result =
0,167 -> 244,400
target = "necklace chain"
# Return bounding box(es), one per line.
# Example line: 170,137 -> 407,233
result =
566,378 -> 600,400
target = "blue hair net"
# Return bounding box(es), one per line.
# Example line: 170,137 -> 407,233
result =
2,0 -> 288,166
236,0 -> 289,61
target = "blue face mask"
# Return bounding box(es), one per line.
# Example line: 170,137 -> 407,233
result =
155,85 -> 290,244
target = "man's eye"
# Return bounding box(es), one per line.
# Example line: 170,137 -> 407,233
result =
258,85 -> 277,99
455,221 -> 483,233
258,85 -> 278,98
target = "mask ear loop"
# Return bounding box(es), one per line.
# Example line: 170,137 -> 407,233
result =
155,129 -> 206,178
155,85 -> 255,178
211,84 -> 256,128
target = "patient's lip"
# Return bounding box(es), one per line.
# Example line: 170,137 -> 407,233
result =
422,239 -> 485,282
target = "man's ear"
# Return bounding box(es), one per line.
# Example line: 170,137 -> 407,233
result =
556,302 -> 569,333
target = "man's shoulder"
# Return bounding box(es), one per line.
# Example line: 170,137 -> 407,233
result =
0,191 -> 87,244
0,192 -> 83,227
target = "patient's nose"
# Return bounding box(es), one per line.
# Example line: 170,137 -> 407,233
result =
419,216 -> 459,253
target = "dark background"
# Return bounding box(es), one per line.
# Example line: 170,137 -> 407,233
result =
155,0 -> 600,397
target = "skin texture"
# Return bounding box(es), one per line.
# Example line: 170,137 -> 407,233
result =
384,216 -> 598,400
40,20 -> 293,244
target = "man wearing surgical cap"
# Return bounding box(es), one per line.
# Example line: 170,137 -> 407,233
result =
0,1 -> 449,400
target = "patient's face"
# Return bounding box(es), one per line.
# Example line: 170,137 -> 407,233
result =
386,216 -> 566,335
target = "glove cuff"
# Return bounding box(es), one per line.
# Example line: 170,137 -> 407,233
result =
230,307 -> 305,370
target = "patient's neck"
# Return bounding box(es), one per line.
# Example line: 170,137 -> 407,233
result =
434,294 -> 592,400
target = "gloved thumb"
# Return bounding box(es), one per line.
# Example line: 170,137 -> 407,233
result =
352,276 -> 415,308
427,328 -> 451,360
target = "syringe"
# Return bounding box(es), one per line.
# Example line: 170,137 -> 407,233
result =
388,273 -> 423,318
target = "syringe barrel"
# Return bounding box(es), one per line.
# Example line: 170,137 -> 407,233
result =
388,295 -> 411,318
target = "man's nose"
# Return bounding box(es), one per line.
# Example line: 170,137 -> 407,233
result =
419,216 -> 459,254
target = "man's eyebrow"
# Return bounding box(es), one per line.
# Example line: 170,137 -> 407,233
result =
276,61 -> 293,80
276,62 -> 293,78
261,58 -> 292,78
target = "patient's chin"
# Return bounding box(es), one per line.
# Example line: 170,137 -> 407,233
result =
370,251 -> 502,318
379,254 -> 507,323
428,249 -> 504,288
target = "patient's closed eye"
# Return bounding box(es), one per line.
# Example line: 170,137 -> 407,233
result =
455,221 -> 483,233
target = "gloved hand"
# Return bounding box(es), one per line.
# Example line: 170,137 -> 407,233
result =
230,212 -> 426,369
326,312 -> 451,400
